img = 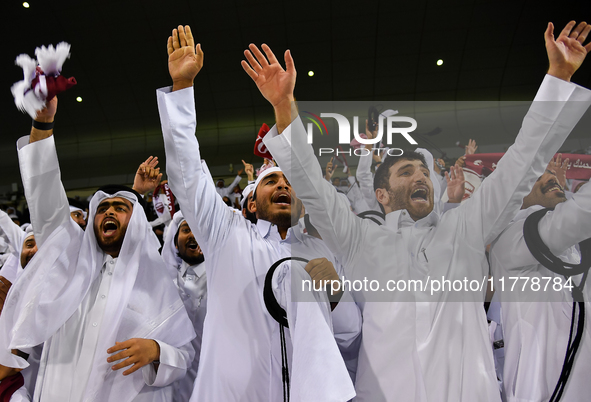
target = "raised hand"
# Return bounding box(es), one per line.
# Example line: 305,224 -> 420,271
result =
35,96 -> 58,123
167,25 -> 204,91
325,157 -> 336,181
242,160 -> 254,181
445,164 -> 467,203
241,44 -> 296,109
107,338 -> 160,376
465,139 -> 478,155
132,156 -> 163,194
548,153 -> 569,190
546,21 -> 591,82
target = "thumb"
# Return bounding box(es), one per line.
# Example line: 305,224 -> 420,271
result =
545,22 -> 554,44
285,49 -> 296,75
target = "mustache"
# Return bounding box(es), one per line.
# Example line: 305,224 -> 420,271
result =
541,180 -> 564,194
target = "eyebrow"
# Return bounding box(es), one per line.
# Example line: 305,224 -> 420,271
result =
264,173 -> 280,182
97,200 -> 130,209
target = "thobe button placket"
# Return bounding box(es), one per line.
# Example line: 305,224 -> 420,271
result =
92,322 -> 97,327
101,295 -> 106,299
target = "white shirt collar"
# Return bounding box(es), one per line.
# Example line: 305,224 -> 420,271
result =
256,219 -> 297,243
384,209 -> 439,230
180,259 -> 206,278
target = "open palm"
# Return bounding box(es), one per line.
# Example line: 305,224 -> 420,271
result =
167,25 -> 203,85
242,44 -> 296,107
546,21 -> 591,81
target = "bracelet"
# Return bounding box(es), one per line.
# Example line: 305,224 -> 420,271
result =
32,120 -> 54,130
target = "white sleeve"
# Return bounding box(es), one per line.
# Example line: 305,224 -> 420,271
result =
264,120 -> 368,268
16,136 -> 71,248
8,384 -> 30,402
538,181 -> 591,255
223,175 -> 242,197
355,150 -> 380,212
0,211 -> 25,254
142,339 -> 195,387
157,86 -> 237,259
491,183 -> 591,273
272,262 -> 356,402
458,75 -> 591,246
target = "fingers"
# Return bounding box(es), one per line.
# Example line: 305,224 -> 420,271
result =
172,28 -> 180,51
244,49 -> 263,74
185,25 -> 194,49
562,157 -> 570,170
304,258 -> 327,275
249,43 -> 270,68
122,362 -> 144,376
178,25 -> 187,47
241,60 -> 259,81
569,21 -> 587,40
577,23 -> 590,45
559,20 -> 577,39
455,163 -> 465,180
107,348 -> 132,364
261,44 -> 278,65
111,357 -> 135,372
167,36 -> 174,56
107,340 -> 131,354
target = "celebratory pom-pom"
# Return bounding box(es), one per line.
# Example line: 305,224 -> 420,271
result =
11,42 -> 77,118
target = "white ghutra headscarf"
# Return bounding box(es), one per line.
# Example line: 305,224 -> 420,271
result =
0,189 -> 195,401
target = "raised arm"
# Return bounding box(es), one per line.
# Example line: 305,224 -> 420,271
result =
242,44 -> 367,266
0,211 -> 25,255
17,97 -> 73,247
460,21 -> 591,246
356,132 -> 381,212
158,25 -> 236,254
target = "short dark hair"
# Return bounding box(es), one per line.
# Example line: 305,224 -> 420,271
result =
373,151 -> 428,192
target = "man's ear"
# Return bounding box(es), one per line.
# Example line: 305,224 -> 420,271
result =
375,188 -> 390,208
248,198 -> 257,214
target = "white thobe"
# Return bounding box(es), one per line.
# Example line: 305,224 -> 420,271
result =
489,180 -> 591,402
355,150 -> 381,212
14,135 -> 194,402
172,261 -> 207,402
335,179 -> 370,214
215,175 -> 242,199
0,211 -> 25,261
264,74 -> 591,402
157,86 -> 354,402
1,383 -> 30,402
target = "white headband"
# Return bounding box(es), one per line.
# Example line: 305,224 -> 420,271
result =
252,167 -> 283,198
240,183 -> 256,208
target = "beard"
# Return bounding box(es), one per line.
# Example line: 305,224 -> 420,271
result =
387,186 -> 433,221
255,197 -> 300,229
179,252 -> 205,266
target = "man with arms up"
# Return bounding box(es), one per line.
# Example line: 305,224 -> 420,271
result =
157,25 -> 356,402
490,151 -> 591,401
243,21 -> 591,402
0,96 -> 195,402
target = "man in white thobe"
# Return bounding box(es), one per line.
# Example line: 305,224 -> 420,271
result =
0,97 -> 196,402
156,25 -> 355,402
161,211 -> 207,402
215,175 -> 243,199
489,162 -> 591,401
240,20 -> 591,402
